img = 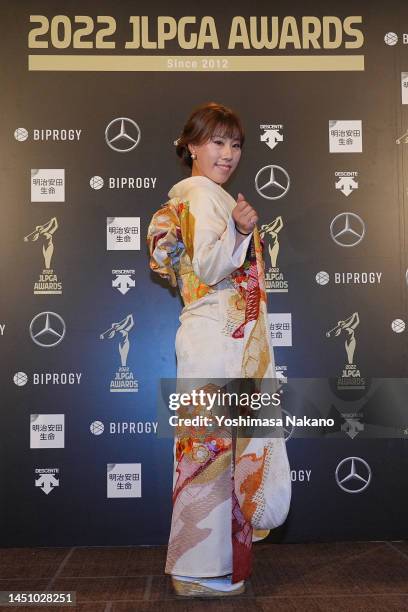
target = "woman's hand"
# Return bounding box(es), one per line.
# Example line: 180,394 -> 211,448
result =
232,193 -> 259,234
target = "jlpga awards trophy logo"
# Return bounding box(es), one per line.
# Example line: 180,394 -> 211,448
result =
260,216 -> 288,292
100,314 -> 138,392
326,312 -> 366,391
24,218 -> 62,295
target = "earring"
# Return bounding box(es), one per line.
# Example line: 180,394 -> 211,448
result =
191,153 -> 197,160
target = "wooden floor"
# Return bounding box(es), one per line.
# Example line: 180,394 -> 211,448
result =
0,541 -> 407,610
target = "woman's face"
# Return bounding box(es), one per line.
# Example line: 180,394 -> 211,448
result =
188,130 -> 242,185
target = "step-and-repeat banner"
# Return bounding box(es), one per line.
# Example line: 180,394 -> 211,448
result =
1,0 -> 408,546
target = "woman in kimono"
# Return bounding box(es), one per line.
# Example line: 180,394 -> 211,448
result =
147,102 -> 290,597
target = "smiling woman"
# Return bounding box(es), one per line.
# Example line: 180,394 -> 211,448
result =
174,102 -> 244,176
188,130 -> 242,184
147,101 -> 291,598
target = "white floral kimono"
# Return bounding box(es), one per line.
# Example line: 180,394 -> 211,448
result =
147,175 -> 290,583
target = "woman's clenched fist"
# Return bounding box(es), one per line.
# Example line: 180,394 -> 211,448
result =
232,193 -> 258,234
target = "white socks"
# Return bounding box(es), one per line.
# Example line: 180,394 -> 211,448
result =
173,574 -> 244,592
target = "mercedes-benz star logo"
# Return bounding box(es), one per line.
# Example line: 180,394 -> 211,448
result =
255,165 -> 290,200
330,212 -> 365,247
105,117 -> 141,153
335,456 -> 371,493
29,312 -> 66,348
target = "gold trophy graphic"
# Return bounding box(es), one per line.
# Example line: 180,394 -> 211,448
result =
100,314 -> 138,392
259,216 -> 287,292
24,218 -> 62,295
260,216 -> 283,268
326,312 -> 365,390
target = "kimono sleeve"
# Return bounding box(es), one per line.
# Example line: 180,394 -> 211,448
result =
146,206 -> 180,288
187,187 -> 253,286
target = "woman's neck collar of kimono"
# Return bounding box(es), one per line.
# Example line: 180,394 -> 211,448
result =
189,174 -> 227,192
168,175 -> 234,201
